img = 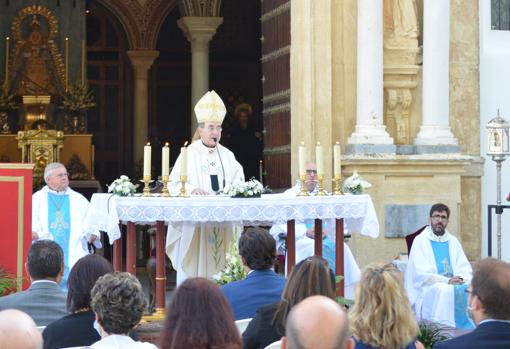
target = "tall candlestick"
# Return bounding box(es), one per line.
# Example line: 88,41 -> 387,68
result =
91,144 -> 95,179
181,141 -> 188,177
65,37 -> 69,90
162,142 -> 170,177
259,160 -> 263,185
298,141 -> 306,176
81,39 -> 86,85
315,141 -> 324,175
333,141 -> 341,177
4,37 -> 10,85
143,142 -> 151,177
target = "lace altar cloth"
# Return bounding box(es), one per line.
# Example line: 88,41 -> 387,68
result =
83,193 -> 379,243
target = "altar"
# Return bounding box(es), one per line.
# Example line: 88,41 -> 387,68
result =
83,193 -> 379,314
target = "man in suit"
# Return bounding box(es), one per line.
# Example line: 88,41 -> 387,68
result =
0,240 -> 68,326
0,309 -> 43,349
282,295 -> 354,349
221,227 -> 286,320
434,258 -> 510,349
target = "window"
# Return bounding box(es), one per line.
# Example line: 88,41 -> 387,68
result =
492,0 -> 510,30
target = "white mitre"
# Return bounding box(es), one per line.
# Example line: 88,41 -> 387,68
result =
194,90 -> 227,124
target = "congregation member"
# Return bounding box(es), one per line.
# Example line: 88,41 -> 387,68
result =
405,203 -> 473,329
42,254 -> 114,349
159,277 -> 242,349
221,227 -> 286,320
351,264 -> 424,349
167,90 -> 245,285
89,272 -> 156,349
243,256 -> 336,349
0,240 -> 67,326
282,295 -> 354,349
270,161 -> 361,298
434,258 -> 510,349
32,162 -> 100,287
0,309 -> 43,349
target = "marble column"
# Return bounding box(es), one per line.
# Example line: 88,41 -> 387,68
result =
414,0 -> 458,147
347,0 -> 394,151
178,16 -> 223,137
127,50 -> 160,164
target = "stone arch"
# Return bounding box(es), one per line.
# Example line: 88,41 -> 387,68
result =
145,0 -> 178,49
93,0 -> 141,49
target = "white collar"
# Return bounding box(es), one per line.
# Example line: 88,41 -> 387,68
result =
423,225 -> 452,242
45,185 -> 70,195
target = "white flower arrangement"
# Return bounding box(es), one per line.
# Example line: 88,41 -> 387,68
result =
223,178 -> 264,197
213,239 -> 247,285
107,175 -> 139,196
342,171 -> 372,194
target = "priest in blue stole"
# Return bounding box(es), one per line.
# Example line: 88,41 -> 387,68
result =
32,163 -> 100,289
405,203 -> 473,329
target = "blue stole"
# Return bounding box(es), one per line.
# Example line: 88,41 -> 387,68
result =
304,220 -> 337,274
430,241 -> 474,329
48,192 -> 71,291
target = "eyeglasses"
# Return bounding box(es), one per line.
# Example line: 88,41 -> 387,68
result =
431,214 -> 448,221
306,169 -> 317,175
52,172 -> 69,178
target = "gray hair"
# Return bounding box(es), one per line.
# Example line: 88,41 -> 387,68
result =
44,163 -> 66,181
91,272 -> 147,335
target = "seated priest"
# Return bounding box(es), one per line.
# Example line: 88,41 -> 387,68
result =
167,90 -> 245,285
405,203 -> 473,329
269,161 -> 361,299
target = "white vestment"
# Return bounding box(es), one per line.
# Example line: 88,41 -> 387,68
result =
32,186 -> 99,270
166,140 -> 245,285
269,182 -> 361,299
405,226 -> 472,327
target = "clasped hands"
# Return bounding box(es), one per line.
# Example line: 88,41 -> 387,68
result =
305,228 -> 327,240
448,276 -> 464,285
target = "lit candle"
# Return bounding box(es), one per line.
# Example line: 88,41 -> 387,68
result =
298,141 -> 306,176
162,142 -> 170,177
180,141 -> 188,177
315,141 -> 324,175
4,37 -> 9,85
333,141 -> 341,177
81,39 -> 86,85
65,37 -> 69,90
143,142 -> 151,177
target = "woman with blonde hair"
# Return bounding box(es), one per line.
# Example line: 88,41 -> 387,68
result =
350,263 -> 424,349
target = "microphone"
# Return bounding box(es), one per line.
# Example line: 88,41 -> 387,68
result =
212,137 -> 226,190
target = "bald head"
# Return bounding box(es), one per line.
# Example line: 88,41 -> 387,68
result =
0,309 -> 43,349
282,296 -> 353,349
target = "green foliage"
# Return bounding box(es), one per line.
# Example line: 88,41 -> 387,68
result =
0,266 -> 16,295
0,83 -> 18,112
213,239 -> 246,286
334,275 -> 355,308
59,81 -> 96,112
417,321 -> 451,349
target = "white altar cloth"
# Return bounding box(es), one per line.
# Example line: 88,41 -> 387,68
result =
82,193 -> 380,243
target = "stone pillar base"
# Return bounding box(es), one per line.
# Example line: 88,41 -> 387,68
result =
347,124 -> 394,145
345,143 -> 396,154
414,125 -> 459,146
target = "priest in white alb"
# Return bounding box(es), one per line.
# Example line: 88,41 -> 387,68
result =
32,163 -> 100,288
405,203 -> 473,329
167,90 -> 245,285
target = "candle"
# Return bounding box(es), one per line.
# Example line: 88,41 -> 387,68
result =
259,160 -> 263,185
298,141 -> 306,176
4,37 -> 9,85
333,141 -> 341,177
65,37 -> 69,90
143,142 -> 151,177
162,142 -> 170,177
81,39 -> 86,85
181,141 -> 188,177
315,141 -> 324,175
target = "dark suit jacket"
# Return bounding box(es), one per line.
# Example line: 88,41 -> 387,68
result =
221,269 -> 285,320
242,302 -> 283,349
0,281 -> 68,326
42,310 -> 99,349
434,321 -> 510,349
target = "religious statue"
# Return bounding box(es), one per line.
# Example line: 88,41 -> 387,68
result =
384,0 -> 419,48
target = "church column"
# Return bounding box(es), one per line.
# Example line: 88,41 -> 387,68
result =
347,0 -> 394,152
127,50 -> 160,164
178,17 -> 223,137
414,0 -> 458,148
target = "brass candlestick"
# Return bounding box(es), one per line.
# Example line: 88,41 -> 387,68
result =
333,175 -> 343,195
142,175 -> 151,197
179,175 -> 189,197
160,175 -> 170,197
297,175 -> 309,196
317,175 -> 328,196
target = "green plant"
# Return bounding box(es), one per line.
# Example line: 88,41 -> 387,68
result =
0,83 -> 18,112
0,266 -> 16,295
59,81 -> 96,112
334,275 -> 355,308
417,321 -> 451,349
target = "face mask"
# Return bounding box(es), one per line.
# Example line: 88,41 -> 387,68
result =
93,319 -> 103,336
